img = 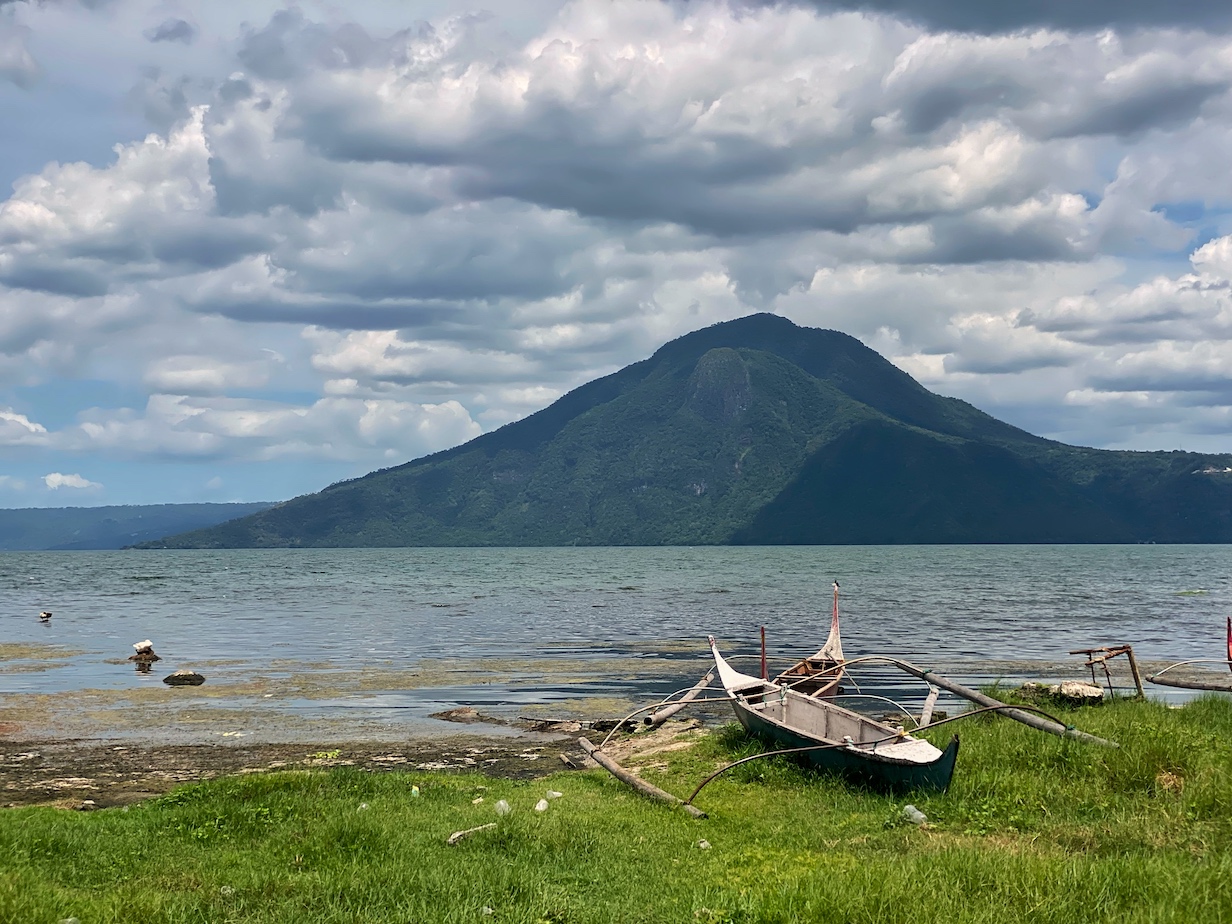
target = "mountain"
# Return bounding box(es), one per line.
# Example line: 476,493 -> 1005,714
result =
0,503 -> 276,551
139,314 -> 1232,547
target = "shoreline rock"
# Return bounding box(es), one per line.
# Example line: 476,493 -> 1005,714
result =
163,670 -> 205,687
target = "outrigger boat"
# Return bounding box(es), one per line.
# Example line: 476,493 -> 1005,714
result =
773,580 -> 845,697
708,635 -> 959,792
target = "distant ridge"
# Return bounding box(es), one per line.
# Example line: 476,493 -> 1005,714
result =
140,314 -> 1232,547
0,503 -> 276,550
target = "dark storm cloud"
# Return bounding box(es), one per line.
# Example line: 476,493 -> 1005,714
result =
208,153 -> 344,217
1044,79 -> 1230,139
237,10 -> 404,80
1089,370 -> 1232,396
128,69 -> 194,133
921,218 -> 1081,264
293,252 -> 575,304
766,0 -> 1232,34
202,296 -> 458,331
144,18 -> 196,45
897,79 -> 1033,135
297,104 -> 904,238
148,224 -> 273,271
0,263 -> 108,297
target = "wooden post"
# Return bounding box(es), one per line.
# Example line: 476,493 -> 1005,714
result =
919,685 -> 940,726
579,738 -> 707,818
1124,646 -> 1145,699
760,626 -> 767,681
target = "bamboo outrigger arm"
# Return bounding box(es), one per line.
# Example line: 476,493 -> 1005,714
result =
1146,659 -> 1232,693
645,671 -> 713,727
860,656 -> 1119,748
1147,674 -> 1232,692
579,738 -> 707,818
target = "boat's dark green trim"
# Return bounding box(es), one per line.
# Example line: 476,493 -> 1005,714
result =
734,700 -> 960,792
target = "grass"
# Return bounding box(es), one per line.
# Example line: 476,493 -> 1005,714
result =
3,695 -> 1232,923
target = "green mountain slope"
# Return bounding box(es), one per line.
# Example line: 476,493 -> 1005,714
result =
141,314 -> 1232,547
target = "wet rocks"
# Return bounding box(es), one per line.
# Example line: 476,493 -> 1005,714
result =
163,669 -> 205,687
128,640 -> 161,664
1017,681 -> 1104,705
432,706 -> 482,723
1056,681 -> 1105,704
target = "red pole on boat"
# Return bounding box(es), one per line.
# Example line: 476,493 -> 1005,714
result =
760,626 -> 767,680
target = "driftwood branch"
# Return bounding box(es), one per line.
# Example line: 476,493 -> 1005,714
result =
646,672 -> 713,727
579,737 -> 707,818
446,823 -> 496,846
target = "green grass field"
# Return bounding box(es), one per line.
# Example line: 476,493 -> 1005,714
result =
3,695 -> 1231,923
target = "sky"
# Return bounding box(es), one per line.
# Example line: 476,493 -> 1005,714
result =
3,0 -> 1232,507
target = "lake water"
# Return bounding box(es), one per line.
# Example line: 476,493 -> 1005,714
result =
2,546 -> 1229,740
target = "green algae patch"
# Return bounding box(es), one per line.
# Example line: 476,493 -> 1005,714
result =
0,643 -> 87,661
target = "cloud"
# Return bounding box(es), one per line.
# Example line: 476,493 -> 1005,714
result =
5,0 -> 1232,497
43,393 -> 484,464
0,14 -> 38,87
142,355 -> 275,394
765,0 -> 1232,34
43,471 -> 101,490
0,109 -> 272,297
144,17 -> 196,45
0,407 -> 48,444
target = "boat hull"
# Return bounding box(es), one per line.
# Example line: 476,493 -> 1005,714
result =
733,699 -> 960,793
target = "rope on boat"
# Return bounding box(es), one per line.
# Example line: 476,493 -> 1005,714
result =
824,693 -> 915,722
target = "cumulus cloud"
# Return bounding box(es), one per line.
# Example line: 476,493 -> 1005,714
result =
4,0 -> 1232,498
0,407 -> 48,444
40,393 -> 484,464
43,471 -> 101,490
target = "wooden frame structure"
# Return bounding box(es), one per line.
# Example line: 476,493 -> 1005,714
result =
1069,644 -> 1144,699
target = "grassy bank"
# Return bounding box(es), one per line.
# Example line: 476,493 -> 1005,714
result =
3,695 -> 1231,923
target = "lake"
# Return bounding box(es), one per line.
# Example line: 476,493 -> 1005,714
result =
1,545 -> 1229,741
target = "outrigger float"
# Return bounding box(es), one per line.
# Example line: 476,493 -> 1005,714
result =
1146,617 -> 1232,693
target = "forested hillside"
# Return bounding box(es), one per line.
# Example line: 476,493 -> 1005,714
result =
0,503 -> 275,550
140,315 -> 1232,547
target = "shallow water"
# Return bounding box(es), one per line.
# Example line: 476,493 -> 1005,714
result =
1,545 -> 1229,739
